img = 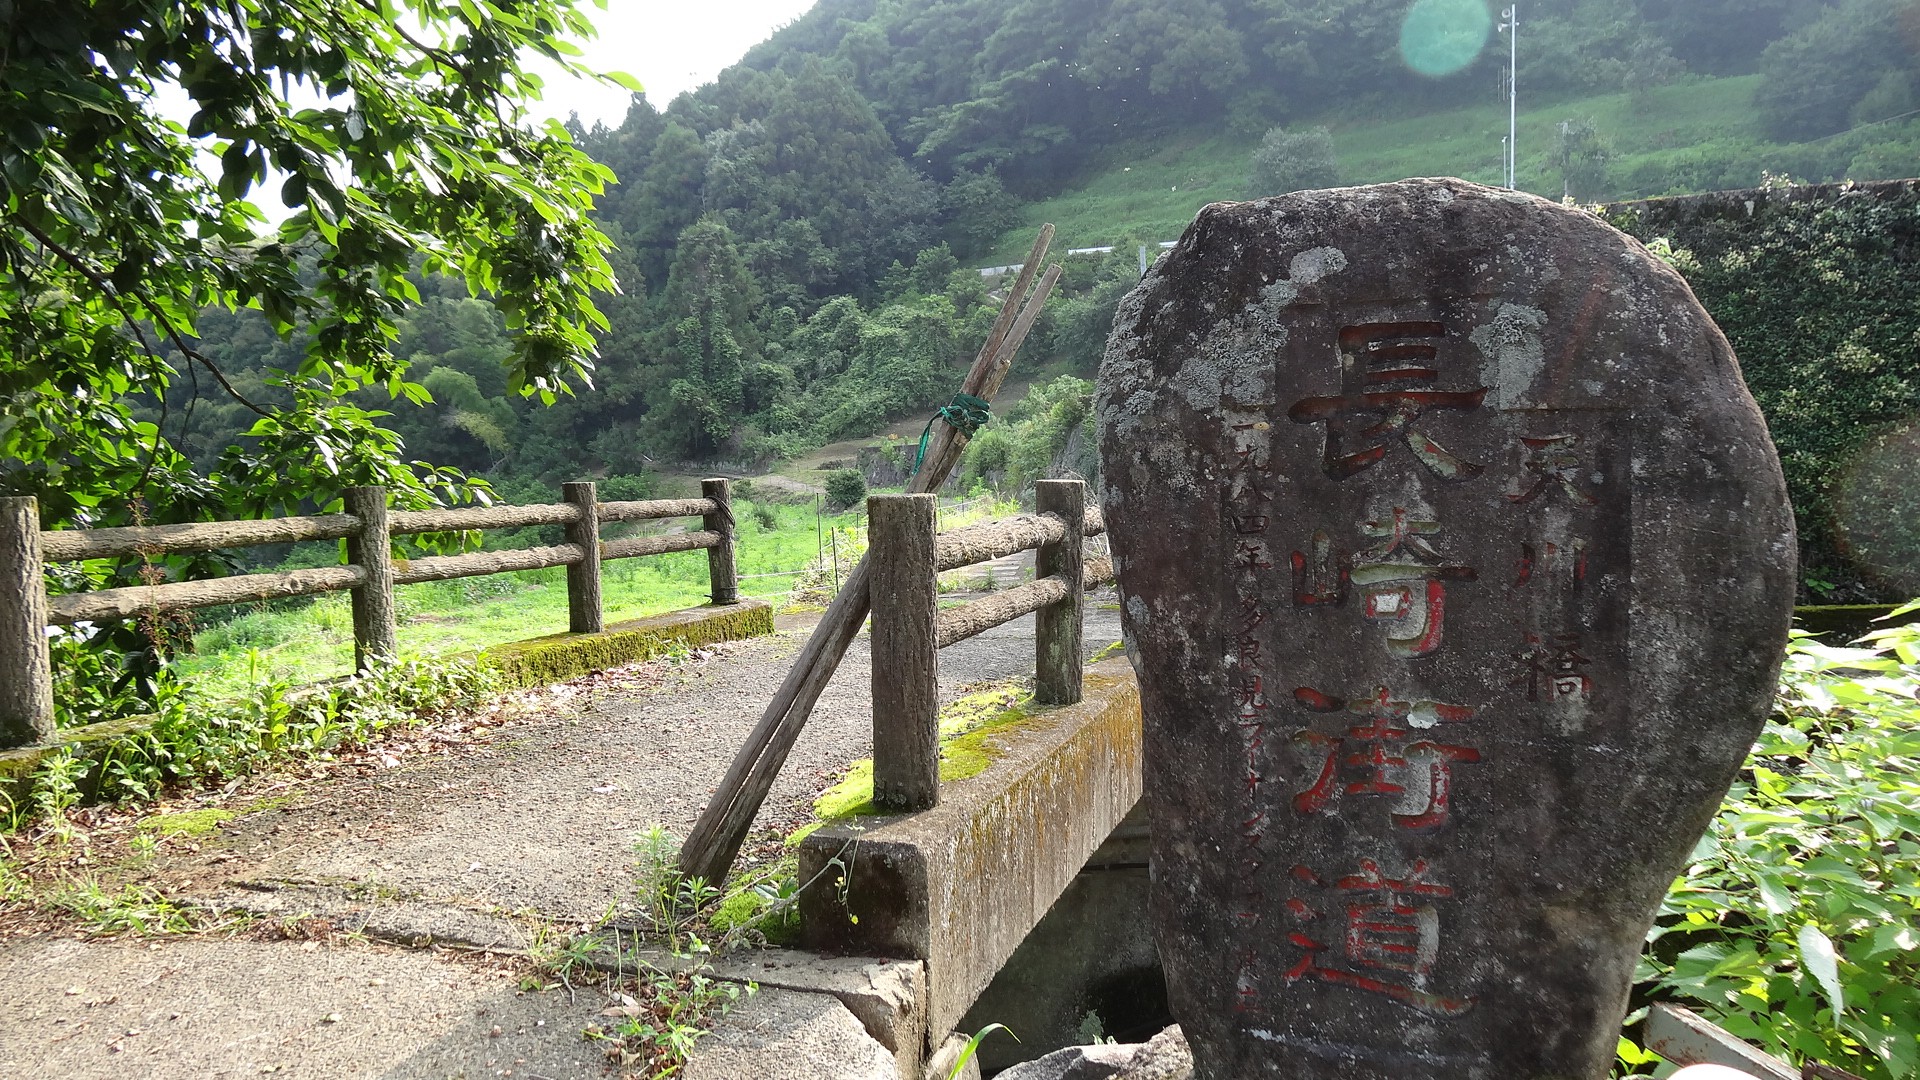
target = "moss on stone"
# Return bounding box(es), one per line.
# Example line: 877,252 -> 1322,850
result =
142,807 -> 233,836
480,601 -> 774,688
1793,603 -> 1915,642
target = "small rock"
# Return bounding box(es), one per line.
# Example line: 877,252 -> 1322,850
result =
1114,1026 -> 1192,1080
996,1042 -> 1138,1080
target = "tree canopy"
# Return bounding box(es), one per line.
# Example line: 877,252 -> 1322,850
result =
0,0 -> 622,528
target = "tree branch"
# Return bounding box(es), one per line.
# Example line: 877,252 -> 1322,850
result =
350,0 -> 469,80
13,216 -> 272,418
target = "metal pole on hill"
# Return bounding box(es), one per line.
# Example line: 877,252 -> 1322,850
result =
677,226 -> 1061,886
1503,4 -> 1518,188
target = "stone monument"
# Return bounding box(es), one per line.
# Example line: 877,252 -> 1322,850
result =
1097,179 -> 1795,1079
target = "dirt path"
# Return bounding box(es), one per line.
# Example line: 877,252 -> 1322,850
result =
0,598 -> 1126,1078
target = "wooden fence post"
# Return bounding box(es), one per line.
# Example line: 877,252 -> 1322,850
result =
343,486 -> 398,668
1034,479 -> 1085,706
703,478 -> 738,605
869,493 -> 940,812
0,497 -> 55,747
563,481 -> 603,633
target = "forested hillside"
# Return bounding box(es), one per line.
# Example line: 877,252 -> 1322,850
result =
137,0 -> 1920,495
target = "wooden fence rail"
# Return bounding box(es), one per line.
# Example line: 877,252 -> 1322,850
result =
0,479 -> 739,750
866,479 -> 1117,814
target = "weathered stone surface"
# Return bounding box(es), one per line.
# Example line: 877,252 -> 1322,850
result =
713,952 -> 927,1080
957,804 -> 1163,1075
1098,179 -> 1795,1080
997,1042 -> 1138,1080
1116,1026 -> 1194,1080
927,1032 -> 985,1080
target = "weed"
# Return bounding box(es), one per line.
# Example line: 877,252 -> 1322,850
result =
43,878 -> 227,937
943,1024 -> 1016,1080
525,918 -> 605,991
584,967 -> 750,1077
12,655 -> 500,831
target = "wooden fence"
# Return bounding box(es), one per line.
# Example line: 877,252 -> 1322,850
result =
0,480 -> 739,750
866,479 -> 1116,813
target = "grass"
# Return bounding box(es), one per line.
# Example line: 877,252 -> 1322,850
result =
985,73 -> 1920,262
165,490 -> 1023,701
167,497 -> 871,697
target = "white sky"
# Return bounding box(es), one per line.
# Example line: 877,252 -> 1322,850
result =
528,0 -> 822,128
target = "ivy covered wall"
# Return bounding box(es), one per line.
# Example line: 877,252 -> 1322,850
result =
1606,179 -> 1920,602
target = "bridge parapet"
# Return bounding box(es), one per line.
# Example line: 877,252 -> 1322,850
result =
797,655 -> 1142,1047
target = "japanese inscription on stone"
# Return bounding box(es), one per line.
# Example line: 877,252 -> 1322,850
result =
1099,180 -> 1795,1080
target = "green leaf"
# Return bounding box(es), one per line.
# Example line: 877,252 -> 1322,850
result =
947,1024 -> 1015,1079
603,70 -> 645,93
1795,923 -> 1845,1017
1865,922 -> 1917,958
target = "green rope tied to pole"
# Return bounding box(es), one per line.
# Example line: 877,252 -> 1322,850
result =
912,392 -> 992,476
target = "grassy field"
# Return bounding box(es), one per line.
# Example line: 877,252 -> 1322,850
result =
167,490 -> 1017,700
168,497 -> 860,698
986,74 -> 1919,261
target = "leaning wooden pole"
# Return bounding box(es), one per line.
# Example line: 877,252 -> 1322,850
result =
678,227 -> 1059,884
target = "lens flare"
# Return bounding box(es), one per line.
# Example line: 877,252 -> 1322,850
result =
1400,0 -> 1495,78
1835,420 -> 1920,599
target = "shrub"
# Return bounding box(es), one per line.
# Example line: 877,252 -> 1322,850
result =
1629,611 -> 1920,1079
823,468 -> 867,512
1754,0 -> 1911,141
1247,125 -> 1339,199
1607,184 -> 1920,600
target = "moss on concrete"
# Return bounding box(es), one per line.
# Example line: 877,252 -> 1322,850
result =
813,759 -> 879,822
480,601 -> 774,688
807,683 -> 1047,824
939,706 -> 1035,783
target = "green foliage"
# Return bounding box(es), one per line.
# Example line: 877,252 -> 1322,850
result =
1609,186 -> 1920,600
1,0 -> 619,528
653,217 -> 762,457
1755,0 -> 1919,141
1246,126 -> 1339,199
1635,616 -> 1920,1079
959,375 -> 1094,496
823,468 -> 867,512
940,170 -> 1022,259
1519,0 -> 1681,97
988,73 -> 1920,262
